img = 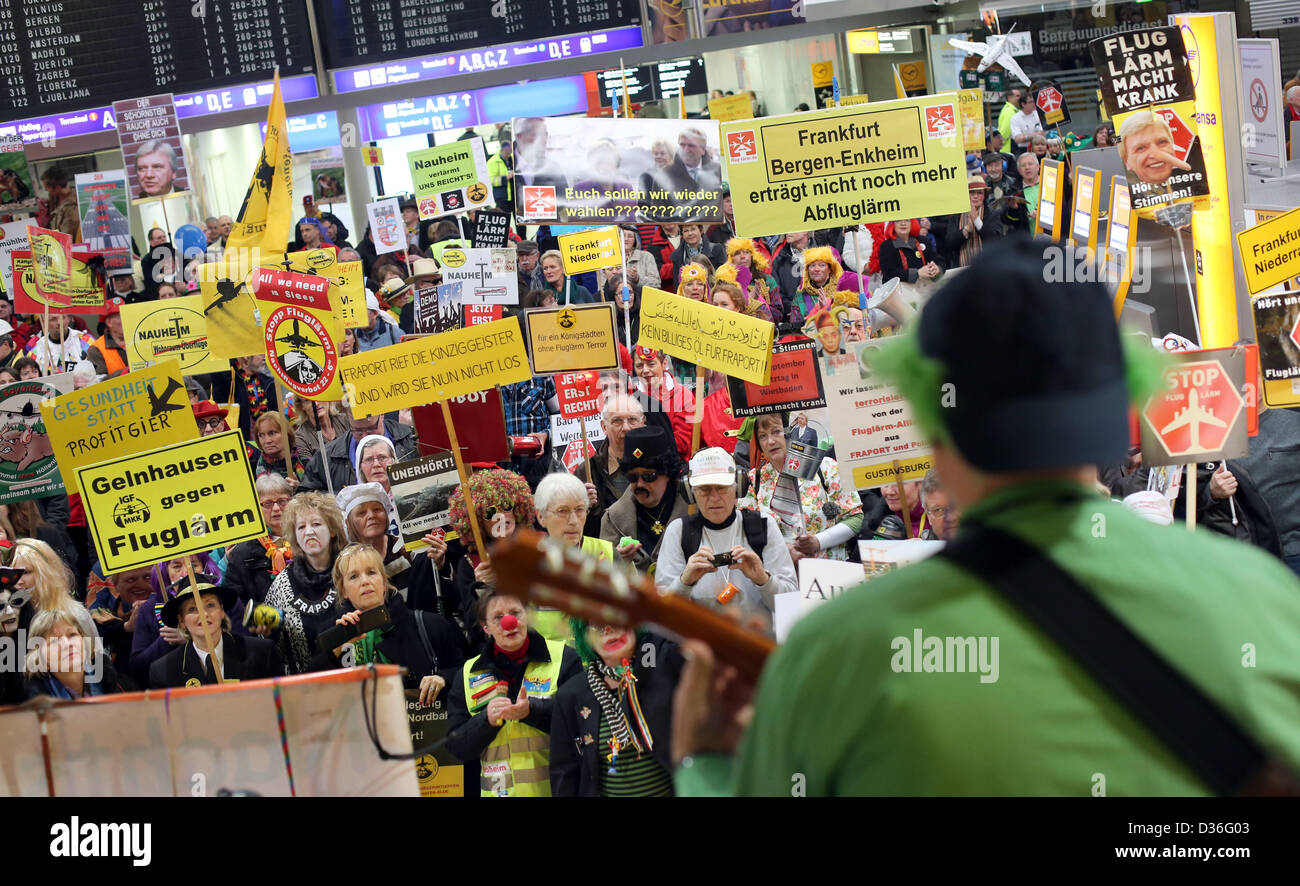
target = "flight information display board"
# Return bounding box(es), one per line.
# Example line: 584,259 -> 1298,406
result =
0,0 -> 315,119
315,0 -> 641,69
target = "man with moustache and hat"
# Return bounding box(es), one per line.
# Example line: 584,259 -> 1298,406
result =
599,426 -> 691,575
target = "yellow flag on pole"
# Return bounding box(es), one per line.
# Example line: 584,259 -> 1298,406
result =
225,71 -> 293,259
892,64 -> 908,100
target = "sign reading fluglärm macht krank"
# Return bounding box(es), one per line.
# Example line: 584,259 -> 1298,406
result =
79,430 -> 266,572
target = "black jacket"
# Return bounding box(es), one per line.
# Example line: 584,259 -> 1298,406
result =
1174,461 -> 1282,558
670,240 -> 726,287
445,628 -> 582,765
299,420 -> 417,494
221,538 -> 279,606
550,633 -> 684,797
309,596 -> 467,692
406,551 -> 462,627
149,632 -> 283,688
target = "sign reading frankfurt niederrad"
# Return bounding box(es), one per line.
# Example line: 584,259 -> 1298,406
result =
79,430 -> 267,572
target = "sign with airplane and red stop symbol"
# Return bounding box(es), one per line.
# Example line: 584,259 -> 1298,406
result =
1140,348 -> 1248,466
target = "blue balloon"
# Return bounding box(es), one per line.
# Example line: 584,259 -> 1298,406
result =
174,224 -> 207,260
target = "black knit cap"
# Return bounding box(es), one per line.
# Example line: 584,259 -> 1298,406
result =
917,238 -> 1130,472
618,425 -> 683,477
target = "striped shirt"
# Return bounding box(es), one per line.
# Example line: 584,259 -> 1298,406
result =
597,715 -> 674,798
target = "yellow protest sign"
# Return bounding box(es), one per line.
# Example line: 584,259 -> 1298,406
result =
898,62 -> 927,92
268,248 -> 364,329
339,317 -> 531,419
557,227 -> 623,275
525,303 -> 620,375
42,363 -> 198,495
79,430 -> 265,572
708,93 -> 755,122
121,294 -> 227,375
1237,205 -> 1300,296
839,94 -> 870,106
810,62 -> 834,88
959,88 -> 984,152
638,286 -> 774,385
720,96 -> 970,238
27,226 -> 73,304
253,268 -> 345,400
12,252 -> 104,311
197,253 -> 264,360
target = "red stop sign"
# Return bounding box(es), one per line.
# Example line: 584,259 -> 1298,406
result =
1037,87 -> 1062,113
1142,359 -> 1242,458
1152,107 -> 1195,162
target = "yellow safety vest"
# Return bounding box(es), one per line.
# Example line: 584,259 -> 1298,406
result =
462,637 -> 566,797
529,537 -> 614,647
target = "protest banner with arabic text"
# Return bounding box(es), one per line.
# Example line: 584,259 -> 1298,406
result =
637,286 -> 773,385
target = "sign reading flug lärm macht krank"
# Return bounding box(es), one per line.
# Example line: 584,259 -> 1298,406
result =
79,430 -> 266,572
720,96 -> 970,238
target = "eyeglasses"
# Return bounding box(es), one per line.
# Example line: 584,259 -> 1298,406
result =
839,320 -> 867,334
197,418 -> 224,431
627,470 -> 659,485
549,505 -> 588,521
925,506 -> 953,520
361,454 -> 393,466
260,497 -> 290,510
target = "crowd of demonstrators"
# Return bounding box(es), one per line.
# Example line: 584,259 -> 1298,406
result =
7,110 -> 1300,802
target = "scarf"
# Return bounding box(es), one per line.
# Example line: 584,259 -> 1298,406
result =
242,370 -> 269,421
495,632 -> 530,664
286,556 -> 334,608
585,657 -> 654,772
958,212 -> 983,267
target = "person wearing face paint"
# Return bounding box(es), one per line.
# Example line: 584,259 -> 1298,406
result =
550,620 -> 684,796
446,588 -> 582,797
148,575 -> 283,687
0,566 -> 28,704
262,492 -> 348,673
312,544 -> 465,706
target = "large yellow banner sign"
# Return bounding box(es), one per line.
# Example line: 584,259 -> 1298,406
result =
79,430 -> 266,572
638,286 -> 774,385
1236,205 -> 1300,295
338,317 -> 531,419
720,96 -> 970,238
43,363 -> 198,495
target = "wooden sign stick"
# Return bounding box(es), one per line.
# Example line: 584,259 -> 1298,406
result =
578,413 -> 594,485
182,555 -> 224,683
441,398 -> 490,565
892,459 -> 913,539
1186,463 -> 1197,531
689,363 -> 706,457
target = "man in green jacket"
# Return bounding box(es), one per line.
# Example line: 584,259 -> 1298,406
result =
672,240 -> 1300,796
488,143 -> 515,221
996,86 -> 1024,149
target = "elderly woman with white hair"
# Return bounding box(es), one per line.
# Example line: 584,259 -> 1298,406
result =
71,360 -> 100,390
532,472 -> 617,644
336,482 -> 415,596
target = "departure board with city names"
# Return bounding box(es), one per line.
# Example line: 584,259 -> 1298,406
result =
0,0 -> 315,119
315,0 -> 640,70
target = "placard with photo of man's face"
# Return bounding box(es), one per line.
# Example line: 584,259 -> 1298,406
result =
112,94 -> 190,202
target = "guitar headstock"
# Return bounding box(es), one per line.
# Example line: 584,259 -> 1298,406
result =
491,530 -> 656,628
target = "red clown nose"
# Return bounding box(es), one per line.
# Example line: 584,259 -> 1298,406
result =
500,615 -> 519,632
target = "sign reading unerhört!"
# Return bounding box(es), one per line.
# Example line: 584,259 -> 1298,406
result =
79,430 -> 266,572
720,97 -> 969,238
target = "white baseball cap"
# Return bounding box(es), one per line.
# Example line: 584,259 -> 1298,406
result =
689,447 -> 737,487
0,320 -> 11,337
365,289 -> 380,312
1123,491 -> 1174,526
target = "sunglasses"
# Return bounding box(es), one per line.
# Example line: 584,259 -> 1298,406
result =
627,470 -> 660,484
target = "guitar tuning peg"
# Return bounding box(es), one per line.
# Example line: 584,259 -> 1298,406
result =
542,538 -> 565,574
609,569 -> 633,600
